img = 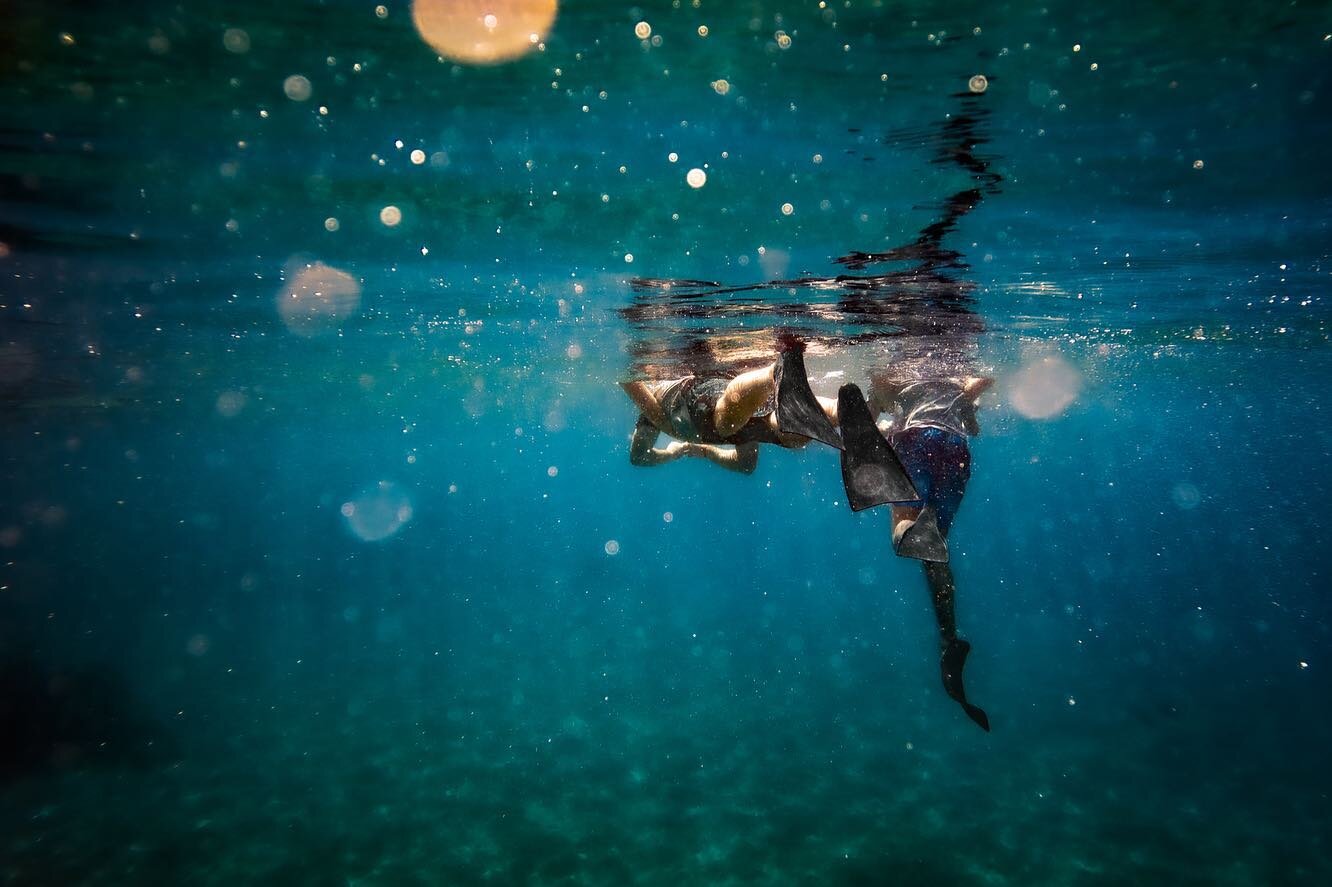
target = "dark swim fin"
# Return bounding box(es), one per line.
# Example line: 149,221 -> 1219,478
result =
893,504 -> 949,563
776,346 -> 843,450
941,638 -> 990,732
837,383 -> 918,511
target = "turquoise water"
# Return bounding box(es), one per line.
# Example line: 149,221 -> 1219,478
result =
2,1 -> 1330,884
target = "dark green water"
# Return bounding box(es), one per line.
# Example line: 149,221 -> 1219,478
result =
1,1 -> 1329,884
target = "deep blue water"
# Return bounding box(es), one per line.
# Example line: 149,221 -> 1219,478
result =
1,1 -> 1330,884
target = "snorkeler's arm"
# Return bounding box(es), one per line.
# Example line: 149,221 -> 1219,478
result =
683,441 -> 759,475
629,416 -> 689,467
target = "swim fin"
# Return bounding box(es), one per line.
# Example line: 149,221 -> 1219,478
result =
775,345 -> 843,450
941,638 -> 990,732
837,383 -> 919,511
893,504 -> 949,563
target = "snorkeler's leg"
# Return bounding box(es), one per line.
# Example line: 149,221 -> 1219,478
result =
924,561 -> 989,732
713,365 -> 776,438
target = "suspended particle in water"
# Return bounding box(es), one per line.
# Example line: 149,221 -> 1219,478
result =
380,205 -> 403,227
410,149 -> 426,165
968,74 -> 988,93
781,202 -> 794,215
686,168 -> 706,188
662,512 -> 673,523
698,25 -> 709,37
276,259 -> 362,336
324,217 -> 340,232
624,253 -> 634,263
712,79 -> 730,95
223,28 -> 251,54
668,152 -> 679,163
1009,354 -> 1082,419
375,4 -> 388,18
634,22 -> 651,40
342,481 -> 414,542
283,74 -> 312,101
604,539 -> 621,556
411,0 -> 558,65
1192,159 -> 1205,170
776,31 -> 791,49
547,466 -> 558,477
58,32 -> 75,46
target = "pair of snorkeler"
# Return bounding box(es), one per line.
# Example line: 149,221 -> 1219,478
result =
622,338 -> 993,731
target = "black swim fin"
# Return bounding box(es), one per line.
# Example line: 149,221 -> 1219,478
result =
837,383 -> 919,511
893,504 -> 949,563
776,345 -> 843,450
941,638 -> 990,732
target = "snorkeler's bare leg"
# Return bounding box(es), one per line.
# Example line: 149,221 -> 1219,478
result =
765,394 -> 838,446
891,503 -> 924,534
713,364 -> 777,438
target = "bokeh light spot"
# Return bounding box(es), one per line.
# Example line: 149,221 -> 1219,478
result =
686,168 -> 707,188
1009,354 -> 1082,419
283,74 -> 312,101
276,260 -> 362,337
215,390 -> 247,417
380,205 -> 403,227
412,0 -> 558,65
223,28 -> 251,54
343,481 -> 414,542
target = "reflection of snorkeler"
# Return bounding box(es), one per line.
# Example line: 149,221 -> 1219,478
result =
867,372 -> 995,731
621,342 -> 842,475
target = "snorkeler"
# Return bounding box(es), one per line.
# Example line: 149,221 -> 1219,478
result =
621,339 -> 844,475
863,371 -> 995,731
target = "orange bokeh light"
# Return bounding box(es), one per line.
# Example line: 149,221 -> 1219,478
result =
412,0 -> 558,65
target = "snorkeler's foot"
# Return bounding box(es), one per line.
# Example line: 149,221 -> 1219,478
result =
837,383 -> 919,510
941,638 -> 990,732
775,345 -> 842,450
892,504 -> 949,563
